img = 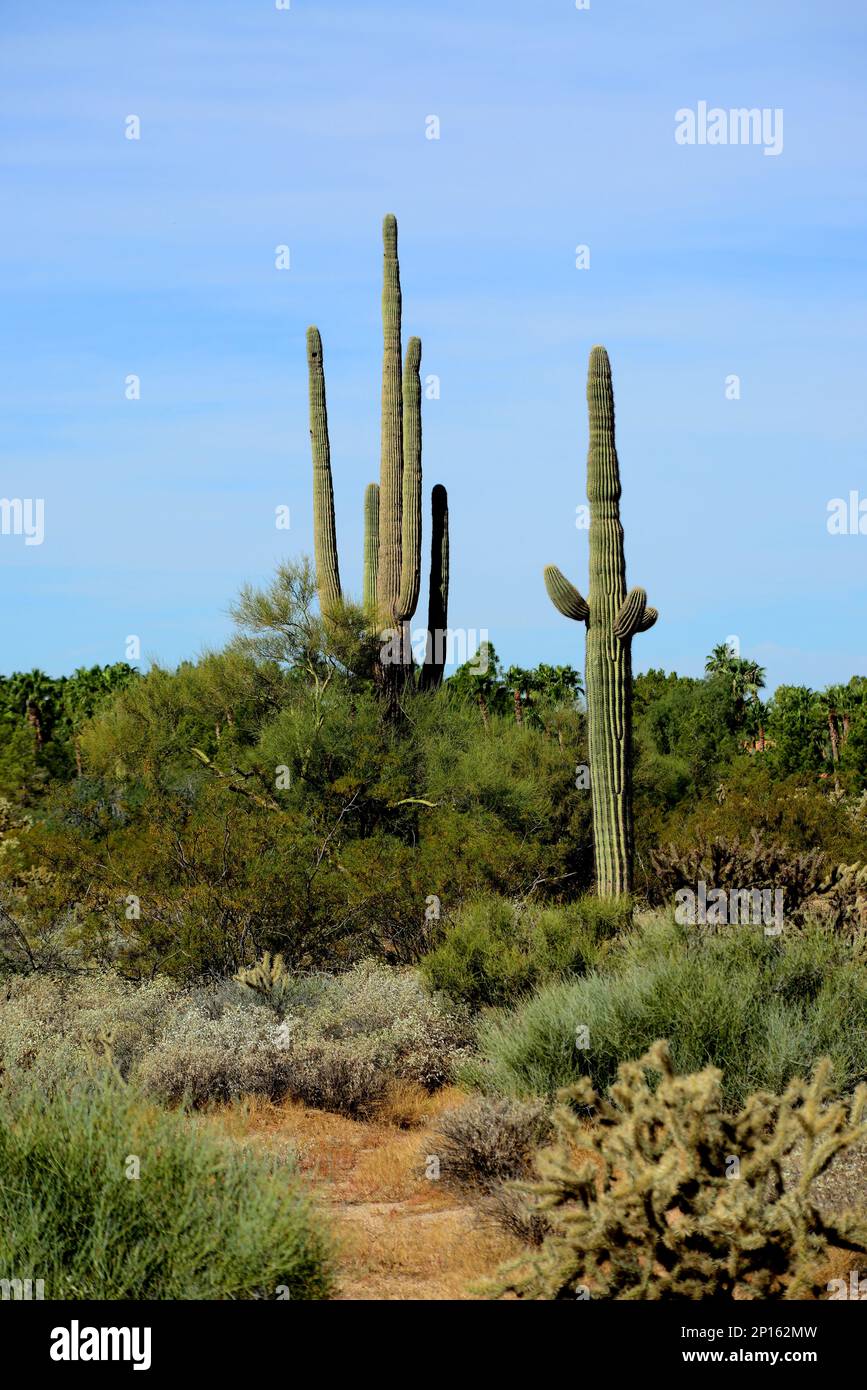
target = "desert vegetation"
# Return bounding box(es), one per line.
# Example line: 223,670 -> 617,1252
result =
3,218 -> 867,1302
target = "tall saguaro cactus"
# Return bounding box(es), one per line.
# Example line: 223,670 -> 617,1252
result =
306,326 -> 342,615
420,483 -> 449,690
362,483 -> 380,615
377,213 -> 405,629
544,347 -> 658,897
374,215 -> 425,704
398,335 -> 423,626
306,214 -> 447,705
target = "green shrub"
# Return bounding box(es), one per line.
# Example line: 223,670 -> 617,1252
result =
11,631 -> 590,979
461,916 -> 867,1107
491,1043 -> 867,1300
0,1076 -> 332,1299
420,895 -> 628,1011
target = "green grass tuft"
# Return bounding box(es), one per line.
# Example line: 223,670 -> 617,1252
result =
0,1075 -> 333,1300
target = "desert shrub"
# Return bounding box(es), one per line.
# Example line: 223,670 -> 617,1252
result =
431,1096 -> 553,1195
0,961 -> 470,1117
420,895 -> 628,1011
426,1095 -> 555,1248
0,972 -> 185,1091
135,1004 -> 293,1107
0,1076 -> 332,1299
11,629 -> 590,980
279,1035 -> 392,1116
285,960 -> 473,1089
137,962 -> 470,1115
269,962 -> 473,1113
491,1042 -> 867,1299
649,830 -> 867,930
482,1183 -> 551,1248
461,916 -> 867,1107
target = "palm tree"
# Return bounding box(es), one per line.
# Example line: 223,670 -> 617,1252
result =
705,644 -> 766,730
814,683 -> 861,789
705,642 -> 738,677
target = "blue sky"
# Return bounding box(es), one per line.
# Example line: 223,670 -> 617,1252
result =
1,0 -> 865,690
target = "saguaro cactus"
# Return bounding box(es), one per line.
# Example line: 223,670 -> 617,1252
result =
377,213 -> 404,629
397,336 -> 422,626
374,216 -> 425,703
544,347 -> 657,897
420,484 -> 449,690
307,215 -> 446,700
306,326 -> 342,615
362,483 -> 380,615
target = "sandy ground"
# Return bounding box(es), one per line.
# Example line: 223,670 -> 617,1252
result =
203,1085 -> 522,1300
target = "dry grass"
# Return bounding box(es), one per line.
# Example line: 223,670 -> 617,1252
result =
334,1203 -> 518,1300
199,1083 -> 523,1299
198,1085 -> 867,1301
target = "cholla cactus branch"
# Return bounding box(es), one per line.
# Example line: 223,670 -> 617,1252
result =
492,1042 -> 867,1301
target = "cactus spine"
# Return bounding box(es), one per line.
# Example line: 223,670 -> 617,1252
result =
363,483 -> 380,615
545,347 -> 657,897
420,484 -> 449,690
306,326 -> 342,615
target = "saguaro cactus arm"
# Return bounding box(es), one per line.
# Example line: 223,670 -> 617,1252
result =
420,483 -> 449,690
544,565 -> 589,623
397,336 -> 422,622
613,586 -> 651,640
306,325 -> 342,614
363,483 -> 380,615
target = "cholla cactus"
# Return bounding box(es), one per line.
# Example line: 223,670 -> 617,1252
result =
493,1041 -> 867,1300
233,952 -> 291,1012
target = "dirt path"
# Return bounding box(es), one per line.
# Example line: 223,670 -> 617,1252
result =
205,1087 -> 521,1300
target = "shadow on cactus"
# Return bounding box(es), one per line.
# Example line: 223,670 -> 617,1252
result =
490,1041 -> 867,1300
